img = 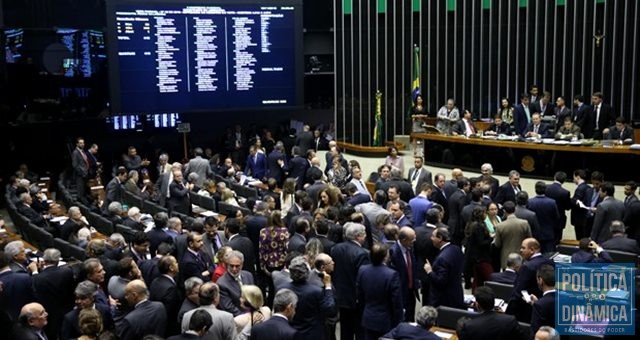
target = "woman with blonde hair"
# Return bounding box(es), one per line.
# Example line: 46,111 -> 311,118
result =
76,308 -> 103,340
221,187 -> 240,207
234,285 -> 272,338
280,178 -> 297,217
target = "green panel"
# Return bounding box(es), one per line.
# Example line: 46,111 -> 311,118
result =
412,0 -> 421,12
596,0 -> 606,3
556,0 -> 566,5
447,0 -> 456,12
482,0 -> 491,9
519,0 -> 528,7
377,0 -> 387,13
343,0 -> 352,15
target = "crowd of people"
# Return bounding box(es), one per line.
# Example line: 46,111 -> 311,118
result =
1,120 -> 639,340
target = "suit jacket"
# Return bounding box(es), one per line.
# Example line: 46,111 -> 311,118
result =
507,254 -> 554,322
331,240 -> 370,308
150,275 -> 182,336
32,265 -> 75,338
487,122 -> 512,135
288,156 -> 309,190
288,233 -> 307,254
147,228 -> 173,256
523,122 -> 552,138
217,271 -> 254,316
356,264 -> 403,332
531,291 -> 556,337
453,119 -> 477,136
105,177 -> 124,208
312,137 -> 328,151
295,131 -> 314,155
447,189 -> 468,241
554,106 -> 572,131
593,103 -> 616,135
347,193 -> 372,206
168,181 -> 191,214
9,324 -> 42,340
124,179 -> 142,196
431,186 -> 449,222
606,125 -> 635,143
527,195 -> 560,242
139,257 -> 162,286
282,280 -> 336,339
306,180 -> 328,207
427,243 -> 464,308
545,182 -> 572,229
389,242 -> 420,303
180,249 -> 215,282
123,217 -> 146,231
572,104 -> 595,138
407,167 -> 433,194
267,149 -> 287,186
591,197 -> 625,243
202,231 -> 227,263
245,152 -> 269,180
250,315 -> 298,340
0,268 -> 35,321
515,206 -> 540,240
383,323 -> 441,340
414,225 -> 439,283
17,203 -> 50,231
245,214 -> 268,258
495,182 -> 522,206
514,104 -> 532,136
571,182 -> 591,229
624,200 -> 640,243
379,179 -> 416,203
227,234 -> 256,274
530,101 -> 554,117
459,311 -> 526,340
488,269 -> 517,284
61,304 -> 114,340
185,156 -> 212,186
601,235 -> 640,254
494,215 -> 532,269
571,249 -> 613,263
117,299 -> 167,340
72,147 -> 89,178
181,305 -> 236,339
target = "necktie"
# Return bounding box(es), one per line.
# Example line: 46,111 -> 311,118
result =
525,106 -> 531,123
80,149 -> 89,167
534,125 -> 539,134
412,169 -> 420,181
405,250 -> 413,289
236,275 -> 243,287
595,105 -> 601,129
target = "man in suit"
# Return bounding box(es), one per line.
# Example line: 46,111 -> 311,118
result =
389,200 -> 412,228
423,227 -> 464,308
414,209 -> 440,300
530,91 -> 554,117
0,250 -> 35,322
345,182 -> 373,207
150,255 -> 182,336
288,219 -> 309,254
16,193 -> 55,235
389,228 -> 420,322
9,303 -> 50,340
409,183 -> 433,227
623,181 -> 639,207
288,146 -> 309,190
306,170 -> 328,206
185,147 -> 212,187
244,145 -> 269,181
488,253 -> 521,284
283,256 -> 336,339
4,240 -> 33,274
527,182 -> 560,254
180,282 -> 237,339
603,117 -> 635,144
312,129 -> 328,151
523,113 -> 552,138
554,96 -> 572,132
72,137 -> 90,203
169,309 -> 212,340
513,93 -> 532,136
155,162 -> 182,208
452,109 -> 478,137
572,94 -> 595,138
495,170 -> 522,207
202,216 -> 227,262
476,163 -> 499,200
32,248 -> 75,340
591,92 -> 617,139
494,201 -> 532,269
431,173 -> 449,217
506,238 -> 554,322
380,170 -> 415,204
250,288 -> 299,340
147,213 -> 174,256
121,206 -> 145,231
225,218 -> 257,275
459,286 -> 526,340
383,306 -> 441,340
356,243 -> 403,339
545,172 -> 572,245
168,170 -> 193,215
530,264 -> 556,337
515,191 -> 541,240
590,182 -> 625,244
349,166 -> 373,199
217,250 -> 255,316
447,177 -> 470,245
295,125 -> 315,155
601,220 -> 639,253
180,232 -> 214,282
571,169 -> 591,240
117,280 -> 167,340
331,222 -> 370,340
60,280 -> 114,340
407,156 -> 433,195
103,168 -> 128,213
267,142 -> 288,187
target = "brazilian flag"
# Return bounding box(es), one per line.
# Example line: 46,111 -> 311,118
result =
373,91 -> 383,146
411,45 -> 421,102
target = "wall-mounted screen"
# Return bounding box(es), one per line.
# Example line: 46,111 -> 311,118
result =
106,0 -> 303,114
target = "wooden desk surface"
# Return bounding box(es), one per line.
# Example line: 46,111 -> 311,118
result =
431,326 -> 458,340
411,132 -> 640,155
0,229 -> 39,251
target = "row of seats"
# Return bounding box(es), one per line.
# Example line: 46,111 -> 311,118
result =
556,244 -> 639,266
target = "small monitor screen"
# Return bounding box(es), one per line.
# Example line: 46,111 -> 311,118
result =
148,113 -> 181,128
106,114 -> 143,131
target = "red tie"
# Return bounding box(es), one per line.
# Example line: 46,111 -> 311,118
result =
405,250 -> 413,289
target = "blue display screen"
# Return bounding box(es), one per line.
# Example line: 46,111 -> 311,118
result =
106,0 -> 303,114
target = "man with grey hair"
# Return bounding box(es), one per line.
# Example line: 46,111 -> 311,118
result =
489,253 -> 522,284
383,305 -> 440,339
155,162 -> 184,207
178,277 -> 204,324
534,326 -> 560,340
157,153 -> 171,176
4,240 -> 33,273
186,147 -> 212,187
601,220 -> 640,253
251,288 -> 299,339
10,302 -> 49,339
283,256 -> 335,339
106,201 -> 124,225
331,222 -> 369,340
124,170 -> 142,196
478,163 -> 499,200
217,250 -> 254,316
16,192 -> 52,232
61,280 -> 114,340
0,246 -> 36,321
123,206 -> 146,231
118,279 -> 166,339
165,216 -> 183,240
32,248 -> 75,339
60,206 -> 89,241
495,170 -> 522,206
181,282 -> 236,339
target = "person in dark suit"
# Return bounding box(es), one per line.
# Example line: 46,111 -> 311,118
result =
60,280 -> 114,340
430,174 -> 449,222
554,96 -> 572,132
244,202 -> 269,261
572,94 -> 595,138
226,218 -> 257,275
476,163 -> 500,200
571,238 -> 613,263
488,253 -> 521,284
168,309 -> 213,340
103,168 -> 127,214
180,232 -> 215,282
32,248 -> 76,340
423,227 -> 464,308
545,172 -> 572,245
306,171 -> 328,207
590,182 -> 625,244
382,306 -> 441,340
523,113 -> 552,138
295,125 -> 315,155
513,93 -> 532,136
505,238 -> 554,322
288,146 -> 309,190
267,142 -> 288,187
388,227 -> 420,322
168,170 -> 193,215
155,162 -> 181,208
282,256 -> 336,339
459,286 -> 526,340
571,169 -> 592,240
601,221 -> 640,253
288,219 -> 309,254
202,216 -> 227,263
147,212 -> 174,256
447,177 -> 471,245
495,170 -> 522,207
346,183 -> 373,206
150,255 -> 183,336
407,156 -> 433,195
16,193 -> 55,235
452,109 -> 478,136
414,209 -> 440,299
357,243 -> 403,339
72,137 -> 90,203
331,222 -> 370,340
9,303 -> 50,340
217,250 -> 255,316
591,92 -> 617,139
245,145 -> 269,180
527,182 -> 560,254
603,117 -> 635,144
0,248 -> 35,321
117,280 -> 167,340
250,288 -> 299,340
530,91 -> 554,117
529,265 -> 556,337
312,129 -> 328,151
484,114 -> 512,136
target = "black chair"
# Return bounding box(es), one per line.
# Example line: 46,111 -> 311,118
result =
518,321 -> 531,337
189,193 -> 216,212
485,281 -> 515,301
231,182 -> 258,199
87,212 -> 114,235
217,201 -> 251,217
115,224 -> 137,243
556,244 -> 580,255
436,306 -> 479,329
606,249 -> 639,266
53,238 -> 71,258
66,242 -> 87,261
122,190 -> 143,210
142,199 -> 168,215
30,224 -> 54,250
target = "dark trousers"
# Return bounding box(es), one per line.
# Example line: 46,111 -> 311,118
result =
364,329 -> 385,340
402,290 -> 417,322
339,307 -> 364,340
75,175 -> 88,204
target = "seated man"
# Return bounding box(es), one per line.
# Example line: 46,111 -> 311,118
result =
555,116 -> 582,140
382,306 -> 440,340
459,286 -> 527,340
484,114 -> 512,136
452,110 -> 477,137
524,113 -> 552,139
488,253 -> 521,285
603,117 -> 635,144
570,238 -> 613,263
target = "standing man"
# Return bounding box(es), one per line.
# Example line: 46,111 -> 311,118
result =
250,289 -> 299,340
530,264 -> 556,337
527,182 -> 560,254
118,280 -> 167,340
295,125 -> 315,155
493,202 -> 532,270
389,227 -> 420,322
623,181 -> 639,207
571,170 -> 592,240
217,250 -> 255,316
513,93 -> 532,136
185,147 -> 212,187
591,92 -> 616,139
267,142 -> 288,187
590,182 -> 625,244
72,137 -> 90,203
409,184 -> 433,227
407,157 -> 433,195
349,167 -> 372,199
572,95 -> 595,139
168,170 -> 192,215
477,163 -> 499,200
531,91 -> 554,117
423,227 -> 464,308
180,232 -> 214,282
495,170 -> 522,207
104,168 -> 127,213
245,145 -> 269,181
545,172 -> 572,245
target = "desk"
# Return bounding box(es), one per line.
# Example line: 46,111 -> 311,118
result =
431,326 -> 458,340
411,133 -> 640,181
0,229 -> 39,251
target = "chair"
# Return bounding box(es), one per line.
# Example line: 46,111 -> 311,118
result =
170,211 -> 195,227
217,201 -> 250,217
436,306 -> 479,329
122,190 -> 143,210
66,242 -> 87,261
606,249 -> 639,266
30,225 -> 54,250
518,321 -> 531,337
231,183 -> 258,199
87,212 -> 114,235
485,281 -> 515,301
54,238 -> 71,258
142,199 -> 168,215
556,244 -> 580,255
199,195 -> 216,212
115,224 -> 137,243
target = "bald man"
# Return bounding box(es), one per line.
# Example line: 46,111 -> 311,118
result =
117,280 -> 167,340
444,168 -> 464,199
11,303 -> 48,339
389,227 -> 419,321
